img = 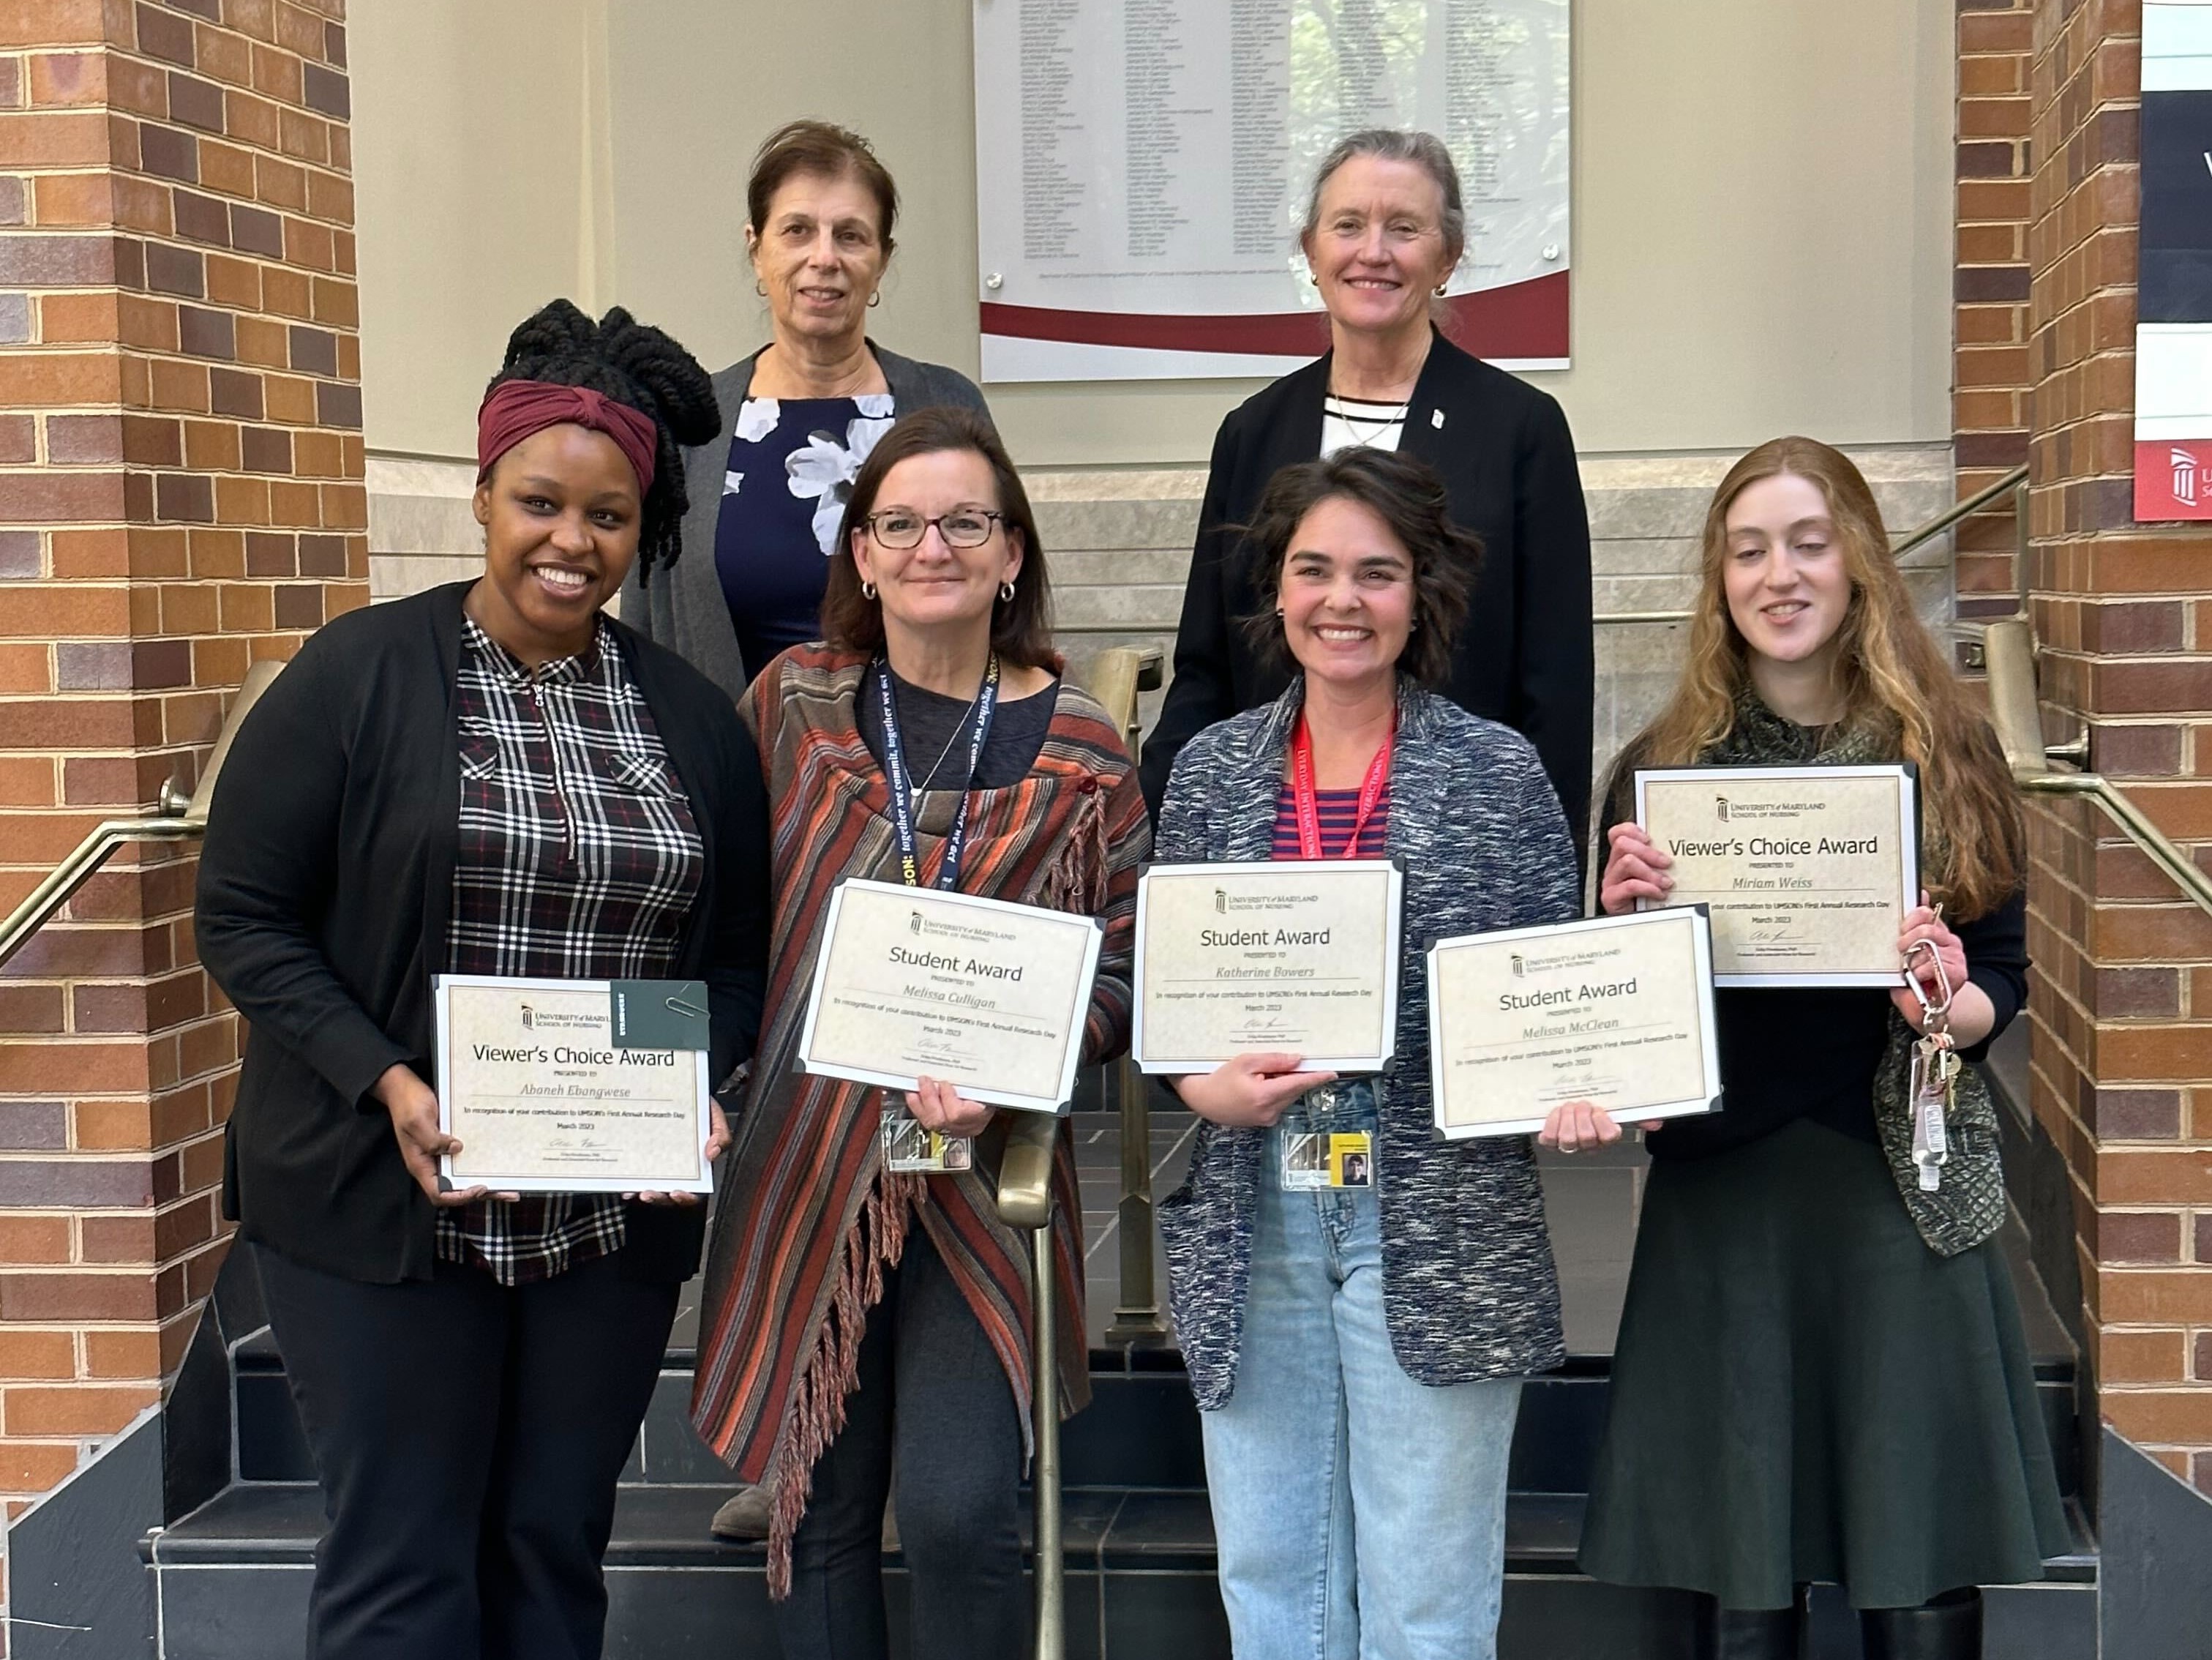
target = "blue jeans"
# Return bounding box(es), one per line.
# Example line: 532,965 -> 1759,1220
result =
1199,1083 -> 1522,1660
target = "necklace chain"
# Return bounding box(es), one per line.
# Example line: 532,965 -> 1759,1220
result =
900,675 -> 989,798
1327,385 -> 1409,444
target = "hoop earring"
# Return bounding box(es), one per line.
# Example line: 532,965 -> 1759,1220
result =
755,280 -> 766,297
861,580 -> 877,600
999,580 -> 1016,602
868,291 -> 882,308
1433,284 -> 1448,298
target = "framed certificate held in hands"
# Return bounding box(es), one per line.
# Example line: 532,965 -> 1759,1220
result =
1635,763 -> 1918,987
1428,908 -> 1721,1140
796,878 -> 1104,1115
1133,860 -> 1402,1074
435,975 -> 715,1194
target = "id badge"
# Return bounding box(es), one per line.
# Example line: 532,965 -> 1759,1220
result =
1280,1130 -> 1375,1191
880,1099 -> 972,1175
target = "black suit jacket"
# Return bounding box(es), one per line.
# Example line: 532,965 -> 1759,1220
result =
1139,334 -> 1594,845
195,583 -> 771,1285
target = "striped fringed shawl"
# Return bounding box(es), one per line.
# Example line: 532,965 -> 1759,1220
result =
689,643 -> 1149,1594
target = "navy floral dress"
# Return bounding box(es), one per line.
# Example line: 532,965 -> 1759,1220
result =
713,392 -> 896,683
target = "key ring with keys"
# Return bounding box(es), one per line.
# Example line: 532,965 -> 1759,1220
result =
1902,937 -> 1955,1041
1902,938 -> 1960,1190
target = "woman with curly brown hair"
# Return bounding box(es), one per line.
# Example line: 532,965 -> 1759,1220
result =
1573,438 -> 2069,1660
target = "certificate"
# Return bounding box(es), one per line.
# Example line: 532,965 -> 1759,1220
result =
797,878 -> 1104,1115
1133,860 -> 1402,1074
1635,764 -> 1918,987
434,975 -> 713,1194
1427,908 -> 1721,1139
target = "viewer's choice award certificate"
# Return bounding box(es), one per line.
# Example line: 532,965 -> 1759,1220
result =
797,878 -> 1104,1115
1428,908 -> 1721,1140
1635,764 -> 1918,987
435,976 -> 713,1194
1133,860 -> 1402,1074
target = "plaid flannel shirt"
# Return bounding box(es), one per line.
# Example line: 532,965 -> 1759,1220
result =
436,615 -> 705,1285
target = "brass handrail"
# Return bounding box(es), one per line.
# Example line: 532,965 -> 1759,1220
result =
1592,465 -> 2030,629
0,660 -> 282,971
1982,618 -> 2212,919
991,641 -> 1159,1660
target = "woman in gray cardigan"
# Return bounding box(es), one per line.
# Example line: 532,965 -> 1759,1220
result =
1154,447 -> 1583,1660
621,120 -> 987,702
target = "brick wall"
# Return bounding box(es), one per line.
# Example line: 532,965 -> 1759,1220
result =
1956,0 -> 2037,618
2024,0 -> 2212,1492
0,0 -> 364,1571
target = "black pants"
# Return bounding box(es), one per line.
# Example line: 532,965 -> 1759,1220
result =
255,1244 -> 678,1660
773,1225 -> 1027,1660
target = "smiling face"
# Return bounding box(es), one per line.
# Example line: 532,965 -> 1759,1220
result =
1277,495 -> 1417,694
1302,154 -> 1461,343
850,448 -> 1024,646
747,168 -> 890,352
1720,471 -> 1853,670
468,423 -> 640,662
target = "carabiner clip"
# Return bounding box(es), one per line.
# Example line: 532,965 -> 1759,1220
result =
1902,938 -> 1954,1033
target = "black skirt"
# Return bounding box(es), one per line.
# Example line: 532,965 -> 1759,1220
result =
1577,1117 -> 2070,1610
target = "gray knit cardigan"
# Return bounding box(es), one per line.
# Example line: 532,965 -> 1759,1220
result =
616,343 -> 990,706
1154,677 -> 1579,1409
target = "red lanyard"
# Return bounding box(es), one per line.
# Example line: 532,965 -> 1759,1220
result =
1289,711 -> 1392,859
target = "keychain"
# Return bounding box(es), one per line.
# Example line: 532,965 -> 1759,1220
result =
1902,934 -> 1959,1192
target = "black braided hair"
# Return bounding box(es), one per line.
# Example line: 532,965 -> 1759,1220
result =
484,299 -> 720,588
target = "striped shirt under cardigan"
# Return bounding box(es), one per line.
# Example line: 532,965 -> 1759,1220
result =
689,643 -> 1150,1593
1155,676 -> 1581,1411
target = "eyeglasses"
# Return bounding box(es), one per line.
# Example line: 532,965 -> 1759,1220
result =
863,509 -> 1004,550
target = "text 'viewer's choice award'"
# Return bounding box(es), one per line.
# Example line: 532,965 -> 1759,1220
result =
797,878 -> 1104,1115
1428,908 -> 1721,1140
1133,860 -> 1402,1074
435,975 -> 714,1194
1634,764 -> 1918,987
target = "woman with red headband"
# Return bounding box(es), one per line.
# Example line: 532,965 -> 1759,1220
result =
195,299 -> 773,1660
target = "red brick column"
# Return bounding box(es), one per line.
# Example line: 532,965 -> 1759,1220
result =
0,0 -> 364,1554
2025,0 -> 2212,1490
1956,0 -> 2037,616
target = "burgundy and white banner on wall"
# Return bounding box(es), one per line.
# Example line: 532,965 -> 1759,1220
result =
972,0 -> 1572,384
2134,3 -> 2212,520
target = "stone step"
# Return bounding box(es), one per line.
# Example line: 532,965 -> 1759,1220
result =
144,1481 -> 2096,1660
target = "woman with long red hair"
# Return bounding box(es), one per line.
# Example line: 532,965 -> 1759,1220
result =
1571,438 -> 2068,1660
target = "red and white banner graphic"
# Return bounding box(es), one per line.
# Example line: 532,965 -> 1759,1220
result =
972,1 -> 1572,384
2133,5 -> 2212,520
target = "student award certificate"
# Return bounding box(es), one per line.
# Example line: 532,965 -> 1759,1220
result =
1634,764 -> 1919,987
434,975 -> 714,1194
1427,908 -> 1722,1140
1133,860 -> 1403,1074
796,878 -> 1105,1115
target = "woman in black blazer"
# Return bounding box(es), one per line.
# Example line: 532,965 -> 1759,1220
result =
195,302 -> 771,1660
1141,128 -> 1594,846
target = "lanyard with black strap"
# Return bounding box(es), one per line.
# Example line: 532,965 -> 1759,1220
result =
872,651 -> 1000,1172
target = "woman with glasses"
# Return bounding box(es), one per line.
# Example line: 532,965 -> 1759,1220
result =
621,120 -> 989,701
688,407 -> 1151,1660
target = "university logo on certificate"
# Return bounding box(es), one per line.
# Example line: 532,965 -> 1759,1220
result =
1634,764 -> 1919,987
1133,860 -> 1402,1074
796,878 -> 1105,1115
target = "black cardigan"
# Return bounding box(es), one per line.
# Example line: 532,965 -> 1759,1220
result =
1139,334 -> 1594,845
195,583 -> 771,1285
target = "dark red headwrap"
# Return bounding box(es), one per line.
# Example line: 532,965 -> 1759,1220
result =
476,379 -> 659,495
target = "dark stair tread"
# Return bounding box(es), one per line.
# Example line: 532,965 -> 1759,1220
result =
146,1482 -> 2098,1585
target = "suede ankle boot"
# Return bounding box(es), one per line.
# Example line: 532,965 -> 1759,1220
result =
1859,1587 -> 1981,1660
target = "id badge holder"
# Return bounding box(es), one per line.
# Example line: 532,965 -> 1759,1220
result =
880,1096 -> 973,1175
1278,1129 -> 1376,1190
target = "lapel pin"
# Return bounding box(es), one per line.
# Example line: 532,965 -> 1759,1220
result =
1431,410 -> 1446,429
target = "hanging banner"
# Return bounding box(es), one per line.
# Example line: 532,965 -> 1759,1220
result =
2134,1 -> 2212,519
972,0 -> 1571,383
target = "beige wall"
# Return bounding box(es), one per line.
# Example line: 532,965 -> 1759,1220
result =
353,0 -> 1956,466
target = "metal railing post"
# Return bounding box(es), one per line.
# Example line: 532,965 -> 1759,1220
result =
1029,1225 -> 1065,1660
